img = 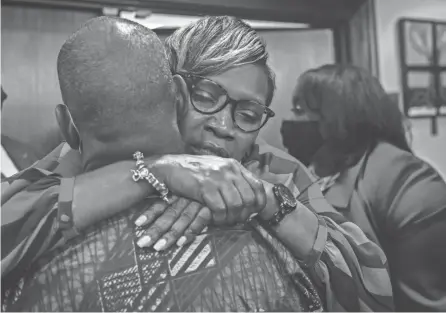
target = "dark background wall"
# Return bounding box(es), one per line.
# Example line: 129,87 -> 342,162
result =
1,6 -> 97,157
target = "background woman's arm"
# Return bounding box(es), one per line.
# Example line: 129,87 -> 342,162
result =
257,165 -> 394,312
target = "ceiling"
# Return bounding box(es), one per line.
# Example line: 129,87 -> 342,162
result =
118,11 -> 309,30
3,0 -> 369,28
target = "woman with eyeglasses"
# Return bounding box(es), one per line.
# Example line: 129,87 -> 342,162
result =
2,16 -> 393,311
293,64 -> 446,311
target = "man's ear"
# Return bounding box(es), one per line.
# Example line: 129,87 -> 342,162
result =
55,104 -> 81,150
172,74 -> 190,120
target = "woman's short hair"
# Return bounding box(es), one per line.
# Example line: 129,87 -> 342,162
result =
165,15 -> 275,105
295,64 -> 411,175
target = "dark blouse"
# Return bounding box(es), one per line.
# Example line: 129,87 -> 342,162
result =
320,141 -> 446,311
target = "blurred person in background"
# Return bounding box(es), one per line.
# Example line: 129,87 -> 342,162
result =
293,63 -> 446,311
1,86 -> 38,178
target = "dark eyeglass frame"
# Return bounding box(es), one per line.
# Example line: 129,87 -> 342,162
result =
178,72 -> 275,133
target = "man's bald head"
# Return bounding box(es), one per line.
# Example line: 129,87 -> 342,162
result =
57,16 -> 175,142
57,17 -> 183,168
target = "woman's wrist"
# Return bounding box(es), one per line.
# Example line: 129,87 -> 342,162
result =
256,181 -> 320,260
145,155 -> 172,183
258,181 -> 280,221
273,206 -> 320,261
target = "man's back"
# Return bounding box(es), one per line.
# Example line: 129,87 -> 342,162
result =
2,201 -> 321,312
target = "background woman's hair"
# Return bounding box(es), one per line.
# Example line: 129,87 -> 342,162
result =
296,64 -> 411,177
164,15 -> 276,105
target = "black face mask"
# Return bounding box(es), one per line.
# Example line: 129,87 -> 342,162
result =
280,120 -> 324,167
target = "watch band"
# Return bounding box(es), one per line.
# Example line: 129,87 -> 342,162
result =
267,209 -> 287,227
266,184 -> 298,227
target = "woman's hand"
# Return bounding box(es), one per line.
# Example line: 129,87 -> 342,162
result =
134,156 -> 274,250
151,155 -> 267,224
135,196 -> 211,250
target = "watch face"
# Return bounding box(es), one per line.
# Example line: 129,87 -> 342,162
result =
277,184 -> 298,207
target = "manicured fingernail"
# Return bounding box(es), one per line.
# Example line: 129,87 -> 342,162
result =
137,236 -> 151,247
176,236 -> 187,247
135,215 -> 147,227
154,239 -> 167,251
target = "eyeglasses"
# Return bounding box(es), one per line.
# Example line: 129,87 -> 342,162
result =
179,72 -> 275,133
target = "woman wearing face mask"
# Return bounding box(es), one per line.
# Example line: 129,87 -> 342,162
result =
293,64 -> 446,312
3,18 -> 392,311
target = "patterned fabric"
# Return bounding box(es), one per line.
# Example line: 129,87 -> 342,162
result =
1,139 -> 394,311
2,202 -> 322,312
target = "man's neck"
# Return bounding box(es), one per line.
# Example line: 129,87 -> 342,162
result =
80,133 -> 185,173
80,138 -> 128,173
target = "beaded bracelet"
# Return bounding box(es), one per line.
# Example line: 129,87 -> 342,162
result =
131,151 -> 172,204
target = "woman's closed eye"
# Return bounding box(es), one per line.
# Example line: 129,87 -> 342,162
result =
194,90 -> 217,102
236,110 -> 261,122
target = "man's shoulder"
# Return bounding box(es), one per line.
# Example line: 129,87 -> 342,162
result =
28,142 -> 82,176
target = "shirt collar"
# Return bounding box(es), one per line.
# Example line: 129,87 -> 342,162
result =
53,143 -> 83,177
323,152 -> 367,210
